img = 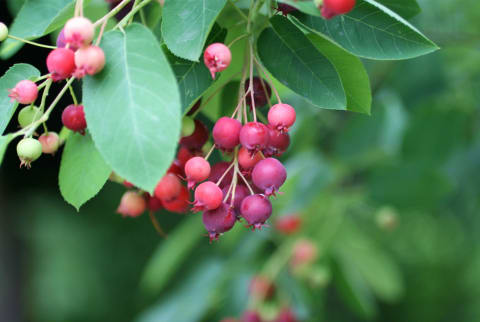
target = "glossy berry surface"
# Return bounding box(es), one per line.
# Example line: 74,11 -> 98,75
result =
245,77 -> 271,108
268,103 -> 296,133
238,146 -> 262,170
8,80 -> 38,104
64,17 -> 94,48
193,181 -> 223,212
213,117 -> 242,151
203,43 -> 232,79
154,173 -> 182,201
252,158 -> 287,196
117,191 -> 146,217
17,137 -> 42,168
202,203 -> 236,241
18,105 -> 41,128
47,48 -> 76,81
74,45 -> 105,78
240,194 -> 272,230
185,156 -> 211,189
321,0 -> 356,19
62,104 -> 87,134
38,132 -> 60,154
265,126 -> 290,156
179,119 -> 209,151
239,122 -> 269,153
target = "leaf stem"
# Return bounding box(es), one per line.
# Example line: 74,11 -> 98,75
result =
7,35 -> 56,49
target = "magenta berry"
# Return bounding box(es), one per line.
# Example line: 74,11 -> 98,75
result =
242,311 -> 263,322
74,45 -> 106,78
239,122 -> 269,154
193,181 -> 223,212
265,126 -> 290,157
202,203 -> 236,241
62,104 -> 87,134
277,3 -> 297,16
184,156 -> 211,189
223,184 -> 249,213
321,0 -> 356,19
245,77 -> 271,108
238,146 -> 262,170
240,194 -> 272,230
275,307 -> 298,322
38,132 -> 60,154
46,48 -> 76,81
154,173 -> 182,201
213,117 -> 242,151
252,158 -> 287,196
208,161 -> 234,188
117,191 -> 146,217
8,80 -> 38,104
203,43 -> 231,79
268,103 -> 296,133
64,17 -> 94,48
16,137 -> 42,168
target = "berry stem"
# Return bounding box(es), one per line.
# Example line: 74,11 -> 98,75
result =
253,55 -> 282,104
68,82 -> 78,105
39,79 -> 53,113
129,0 -> 141,25
6,35 -> 56,49
93,0 -> 132,27
258,74 -> 272,108
34,74 -> 51,83
216,161 -> 235,187
248,44 -> 257,122
148,211 -> 167,238
231,89 -> 251,119
227,33 -> 249,48
95,19 -> 108,46
204,144 -> 216,161
227,0 -> 249,22
115,0 -> 153,30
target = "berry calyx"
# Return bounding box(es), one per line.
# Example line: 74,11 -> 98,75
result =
202,202 -> 236,242
240,194 -> 272,230
162,185 -> 190,213
213,117 -> 242,151
17,105 -> 41,128
238,146 -> 262,170
320,0 -> 356,19
239,122 -> 269,154
0,22 -> 8,42
74,45 -> 106,78
117,191 -> 146,217
61,104 -> 87,134
154,173 -> 182,201
179,119 -> 209,151
181,117 -> 195,137
193,181 -> 223,212
184,156 -> 211,189
268,103 -> 296,133
277,3 -> 297,16
264,126 -> 290,157
8,80 -> 38,104
203,43 -> 232,79
252,158 -> 287,196
16,137 -> 42,168
64,17 -> 94,48
245,77 -> 272,108
275,214 -> 302,235
46,48 -> 76,81
38,132 -> 60,154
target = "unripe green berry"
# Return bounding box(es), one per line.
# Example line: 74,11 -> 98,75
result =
0,22 -> 8,42
17,137 -> 42,168
181,117 -> 195,137
18,106 -> 41,128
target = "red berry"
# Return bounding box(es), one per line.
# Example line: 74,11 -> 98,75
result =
238,146 -> 262,170
291,239 -> 318,268
154,173 -> 182,201
163,185 -> 190,213
275,307 -> 298,322
185,156 -> 211,189
193,181 -> 223,212
146,194 -> 163,212
277,3 -> 297,15
240,194 -> 272,230
252,158 -> 286,196
177,146 -> 196,167
38,132 -> 60,154
62,104 -> 87,134
64,17 -> 94,48
179,119 -> 209,151
168,160 -> 184,177
208,161 -> 234,188
321,0 -> 356,19
245,77 -> 271,108
223,184 -> 249,213
186,99 -> 202,116
239,122 -> 269,154
242,311 -> 262,322
268,104 -> 296,133
117,191 -> 146,217
202,203 -> 236,241
47,48 -> 76,81
123,180 -> 134,188
74,45 -> 105,78
203,43 -> 231,79
213,117 -> 242,151
264,126 -> 290,157
275,214 -> 302,235
249,276 -> 275,300
8,80 -> 38,104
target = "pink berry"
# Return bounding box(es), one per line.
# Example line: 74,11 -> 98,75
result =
242,311 -> 263,322
245,77 -> 271,108
154,173 -> 182,201
252,158 -> 286,196
268,104 -> 296,133
204,43 -> 231,79
184,156 -> 211,189
179,119 -> 209,151
223,184 -> 249,213
240,194 -> 272,230
321,0 -> 356,19
202,202 -> 236,241
208,161 -> 234,188
38,132 -> 60,154
290,239 -> 318,268
264,126 -> 290,157
47,48 -> 76,81
74,45 -> 105,78
249,276 -> 275,300
8,80 -> 38,105
62,104 -> 87,134
275,307 -> 298,322
275,214 -> 302,235
212,117 -> 242,151
239,122 -> 269,154
64,17 -> 94,48
238,146 -> 262,170
193,181 -> 223,212
117,191 -> 146,217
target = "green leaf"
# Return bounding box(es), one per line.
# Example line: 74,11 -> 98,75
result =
377,0 -> 421,19
294,0 -> 438,60
0,0 -> 76,59
0,134 -> 14,166
257,15 -> 346,110
305,32 -> 371,114
0,63 -> 40,134
83,24 -> 181,194
59,133 -> 111,211
161,0 -> 227,61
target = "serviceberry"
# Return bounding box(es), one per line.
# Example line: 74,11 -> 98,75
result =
249,276 -> 275,300
275,214 -> 302,235
62,104 -> 87,134
46,48 -> 76,81
64,17 -> 94,48
8,80 -> 38,104
275,307 -> 298,322
0,22 -> 8,42
179,119 -> 209,151
202,202 -> 236,241
184,156 -> 211,189
16,138 -> 42,168
213,117 -> 242,151
204,43 -> 232,79
146,194 -> 164,212
242,311 -> 263,322
223,184 -> 249,213
177,145 -> 195,167
123,180 -> 135,188
17,105 -> 41,128
154,173 -> 182,201
38,132 -> 60,154
162,185 -> 190,213
290,239 -> 318,269
320,0 -> 356,19
240,122 -> 270,154
277,3 -> 297,16
74,45 -> 106,78
117,191 -> 146,217
252,158 -> 287,196
245,77 -> 271,108
238,146 -> 262,170
264,126 -> 290,157
268,103 -> 296,133
193,181 -> 223,212
57,28 -> 79,51
208,161 -> 234,188
240,194 -> 272,230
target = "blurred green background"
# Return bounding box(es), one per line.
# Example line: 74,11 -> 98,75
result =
1,0 -> 480,321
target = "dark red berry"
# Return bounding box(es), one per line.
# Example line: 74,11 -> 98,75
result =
242,310 -> 262,322
252,158 -> 286,196
146,194 -> 163,212
239,122 -> 269,154
62,104 -> 87,134
202,202 -> 236,241
208,162 -> 234,188
264,126 -> 290,157
240,194 -> 272,230
123,180 -> 134,188
168,160 -> 184,177
163,185 -> 190,213
223,184 -> 249,213
321,0 -> 356,19
46,48 -> 76,81
179,119 -> 209,151
277,3 -> 297,16
154,173 -> 182,201
213,117 -> 242,151
275,307 -> 298,322
193,181 -> 223,212
245,77 -> 271,108
185,156 -> 211,189
268,103 -> 296,133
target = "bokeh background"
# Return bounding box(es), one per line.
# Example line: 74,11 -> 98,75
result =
1,0 -> 480,321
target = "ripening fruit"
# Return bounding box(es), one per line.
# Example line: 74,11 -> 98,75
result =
240,194 -> 272,230
117,191 -> 146,217
252,158 -> 287,196
268,103 -> 296,133
320,0 -> 356,19
38,132 -> 60,154
213,117 -> 242,151
47,48 -> 76,81
245,77 -> 272,108
185,156 -> 211,189
239,122 -> 270,153
146,194 -> 163,212
193,181 -> 223,212
179,119 -> 209,151
181,117 -> 195,137
223,184 -> 249,213
275,307 -> 298,322
57,28 -> 79,51
275,214 -> 302,235
264,126 -> 290,157
17,105 -> 41,128
16,137 -> 42,168
154,173 -> 182,201
0,22 -> 8,42
242,311 -> 262,322
203,43 -> 232,79
8,80 -> 38,104
162,185 -> 190,213
202,203 -> 236,242
74,45 -> 106,78
238,146 -> 262,170
249,276 -> 275,300
290,239 -> 318,269
64,17 -> 94,48
62,104 -> 87,134
208,161 -> 234,188
123,180 -> 134,188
